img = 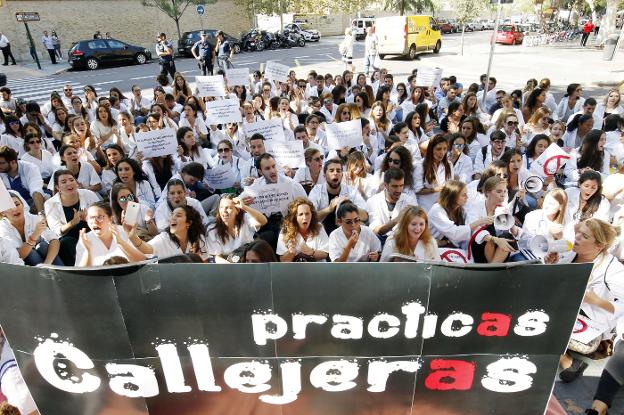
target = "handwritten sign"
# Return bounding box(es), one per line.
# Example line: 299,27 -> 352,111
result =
205,99 -> 242,125
134,128 -> 177,158
264,61 -> 289,83
416,67 -> 443,88
267,140 -> 305,169
196,75 -> 226,97
325,119 -> 363,150
243,118 -> 286,142
0,179 -> 16,212
225,68 -> 249,86
530,143 -> 570,178
205,165 -> 237,189
243,182 -> 293,215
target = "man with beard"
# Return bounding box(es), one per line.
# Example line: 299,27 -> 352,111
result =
367,168 -> 417,239
0,146 -> 45,214
308,158 -> 368,235
240,133 -> 267,188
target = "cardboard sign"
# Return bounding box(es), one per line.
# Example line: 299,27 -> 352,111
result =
531,143 -> 571,177
266,140 -> 305,169
196,75 -> 226,97
416,67 -> 443,88
570,314 -> 609,344
325,119 -> 363,150
205,99 -> 242,125
242,181 -> 294,215
438,248 -> 473,264
134,127 -> 177,158
264,61 -> 289,83
0,261 -> 591,415
225,68 -> 250,86
205,165 -> 237,189
0,179 -> 16,212
243,118 -> 286,142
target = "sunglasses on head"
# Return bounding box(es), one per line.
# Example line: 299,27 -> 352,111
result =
323,99 -> 333,105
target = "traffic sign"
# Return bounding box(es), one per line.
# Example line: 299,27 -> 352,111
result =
196,4 -> 205,15
15,12 -> 40,22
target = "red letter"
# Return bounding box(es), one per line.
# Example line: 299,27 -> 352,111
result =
477,312 -> 511,337
424,359 -> 475,391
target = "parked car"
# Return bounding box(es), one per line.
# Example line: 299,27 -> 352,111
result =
177,30 -> 241,57
495,24 -> 525,45
437,18 -> 455,34
468,20 -> 485,31
68,38 -> 152,70
447,19 -> 460,32
284,23 -> 320,42
351,17 -> 375,40
484,20 -> 496,30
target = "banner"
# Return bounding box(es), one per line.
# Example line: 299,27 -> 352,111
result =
325,119 -> 363,150
134,128 -> 177,158
243,118 -> 286,142
265,61 -> 289,83
196,75 -> 226,97
205,99 -> 243,125
0,262 -> 591,415
205,165 -> 237,189
266,140 -> 305,169
225,68 -> 250,86
416,67 -> 443,88
530,143 -> 571,178
0,179 -> 16,212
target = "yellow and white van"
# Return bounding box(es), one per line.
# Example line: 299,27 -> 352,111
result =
375,15 -> 442,60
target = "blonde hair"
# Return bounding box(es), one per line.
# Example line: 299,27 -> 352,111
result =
544,188 -> 568,224
393,206 -> 435,258
584,218 -> 620,251
345,27 -> 352,36
526,106 -> 551,127
494,109 -> 518,130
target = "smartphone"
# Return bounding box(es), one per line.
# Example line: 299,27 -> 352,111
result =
124,201 -> 141,226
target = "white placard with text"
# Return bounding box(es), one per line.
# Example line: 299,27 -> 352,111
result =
134,128 -> 177,158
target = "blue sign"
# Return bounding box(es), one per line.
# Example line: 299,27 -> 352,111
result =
196,4 -> 205,15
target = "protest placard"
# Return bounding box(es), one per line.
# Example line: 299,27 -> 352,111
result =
266,140 -> 305,169
264,61 -> 289,83
416,67 -> 443,88
243,182 -> 294,215
195,75 -> 226,97
134,128 -> 177,158
325,119 -> 363,150
0,179 -> 16,212
205,99 -> 242,125
225,68 -> 249,86
243,118 -> 286,142
205,165 -> 237,189
530,143 -> 571,177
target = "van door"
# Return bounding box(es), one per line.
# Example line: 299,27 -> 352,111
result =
376,16 -> 407,56
408,17 -> 426,52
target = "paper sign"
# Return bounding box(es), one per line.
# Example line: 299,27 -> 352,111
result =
205,99 -> 242,125
0,179 -> 16,212
243,118 -> 286,142
196,75 -> 226,97
264,61 -> 289,83
570,315 -> 608,344
416,67 -> 443,88
325,119 -> 363,150
242,182 -> 293,215
438,248 -> 473,264
225,68 -> 249,86
205,165 -> 237,189
530,143 -> 571,178
134,128 -> 177,158
267,140 -> 305,169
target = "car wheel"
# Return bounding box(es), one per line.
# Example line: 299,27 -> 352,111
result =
135,53 -> 147,65
86,57 -> 99,70
433,40 -> 441,53
408,44 -> 417,60
233,44 -> 241,54
256,42 -> 264,52
297,38 -> 305,47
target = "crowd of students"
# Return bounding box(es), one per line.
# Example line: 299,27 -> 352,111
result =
1,64 -> 624,413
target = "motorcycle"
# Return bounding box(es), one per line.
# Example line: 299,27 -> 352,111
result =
241,29 -> 264,52
275,31 -> 294,48
260,31 -> 280,50
283,29 -> 305,47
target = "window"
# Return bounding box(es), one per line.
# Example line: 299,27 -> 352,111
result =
87,40 -> 108,49
107,40 -> 125,48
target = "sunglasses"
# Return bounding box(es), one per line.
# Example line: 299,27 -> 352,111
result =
118,195 -> 135,204
453,143 -> 465,148
312,156 -> 324,162
342,111 -> 350,115
28,139 -> 42,144
343,218 -> 361,225
507,121 -> 519,126
323,99 -> 333,105
8,121 -> 19,126
64,88 -> 73,92
389,158 -> 401,165
218,147 -> 231,153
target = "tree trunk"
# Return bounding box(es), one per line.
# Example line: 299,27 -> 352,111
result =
400,0 -> 405,16
174,17 -> 182,40
460,24 -> 465,55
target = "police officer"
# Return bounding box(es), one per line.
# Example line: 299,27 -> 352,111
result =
155,32 -> 176,80
214,31 -> 233,72
191,31 -> 214,76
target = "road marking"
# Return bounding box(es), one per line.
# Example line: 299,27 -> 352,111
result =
325,54 -> 339,62
92,80 -> 124,86
295,59 -> 301,67
297,55 -> 310,58
130,75 -> 155,80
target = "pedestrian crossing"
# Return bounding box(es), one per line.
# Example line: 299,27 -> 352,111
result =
4,77 -> 105,106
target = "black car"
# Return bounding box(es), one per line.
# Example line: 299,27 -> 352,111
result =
177,30 -> 241,57
68,38 -> 152,70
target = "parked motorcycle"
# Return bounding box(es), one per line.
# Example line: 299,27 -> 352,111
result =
284,29 -> 305,47
241,29 -> 264,52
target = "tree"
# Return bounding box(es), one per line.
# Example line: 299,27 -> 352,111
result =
382,0 -> 437,16
141,0 -> 217,39
454,0 -> 488,54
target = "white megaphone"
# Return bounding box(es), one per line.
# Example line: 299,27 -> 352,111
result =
493,206 -> 514,231
527,235 -> 573,258
523,175 -> 544,193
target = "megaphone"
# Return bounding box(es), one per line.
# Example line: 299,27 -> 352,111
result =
494,206 -> 514,231
523,175 -> 544,193
527,235 -> 573,258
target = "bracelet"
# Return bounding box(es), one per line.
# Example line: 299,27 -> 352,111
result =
25,239 -> 36,247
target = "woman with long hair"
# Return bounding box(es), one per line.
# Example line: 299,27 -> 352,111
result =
206,194 -> 267,263
101,144 -> 125,194
404,111 -> 426,144
439,101 -> 464,133
447,133 -> 473,183
116,111 -> 138,158
380,206 -> 438,261
90,105 -> 119,148
55,132 -> 101,176
153,178 -> 210,231
21,132 -> 56,183
50,106 -> 71,145
213,140 -> 242,193
294,148 -> 325,194
110,182 -> 157,238
355,92 -> 372,118
277,197 -> 329,262
344,151 -> 376,200
173,72 -> 193,104
69,95 -> 89,121
377,145 -> 416,196
565,170 -> 610,223
460,116 -> 488,162
521,188 -> 573,242
0,115 -> 24,156
521,106 -> 552,143
114,157 -> 158,209
334,103 -> 352,123
521,87 -> 546,122
524,134 -> 551,170
564,129 -> 609,185
415,134 -> 453,210
593,88 -> 624,129
49,144 -> 102,194
243,239 -> 278,263
501,148 -> 536,222
401,86 -> 427,119
429,180 -> 493,248
556,83 -> 585,122
279,97 -> 299,131
142,154 -> 178,199
562,113 -> 594,149
603,114 -> 624,164
179,103 -> 208,145
176,126 -> 212,168
491,109 -> 522,149
461,91 -> 483,119
70,115 -> 104,164
550,120 -> 566,145
491,95 -> 525,128
370,100 -> 393,143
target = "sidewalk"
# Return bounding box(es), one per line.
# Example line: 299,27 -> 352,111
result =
0,60 -> 70,80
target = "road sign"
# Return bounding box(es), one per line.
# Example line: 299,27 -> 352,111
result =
15,12 -> 40,22
196,4 -> 205,15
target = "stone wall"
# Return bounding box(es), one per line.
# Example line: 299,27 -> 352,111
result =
0,0 -> 251,61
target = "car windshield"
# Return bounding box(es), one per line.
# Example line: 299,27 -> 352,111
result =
499,25 -> 514,32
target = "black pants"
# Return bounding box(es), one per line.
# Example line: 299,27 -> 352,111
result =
1,45 -> 16,65
198,58 -> 213,76
581,32 -> 590,46
159,60 -> 176,79
46,48 -> 57,64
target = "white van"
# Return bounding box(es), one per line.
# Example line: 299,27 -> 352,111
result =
352,17 -> 375,40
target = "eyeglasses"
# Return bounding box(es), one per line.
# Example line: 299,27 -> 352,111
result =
343,218 -> 361,225
453,143 -> 465,148
492,140 -> 505,144
8,121 -> 19,126
88,215 -> 106,222
389,158 -> 401,165
218,147 -> 231,153
506,121 -> 519,126
323,99 -> 333,105
263,88 -> 271,93
28,139 -> 42,144
118,195 -> 135,204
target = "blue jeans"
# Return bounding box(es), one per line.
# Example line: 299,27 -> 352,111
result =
364,54 -> 378,76
24,239 -> 64,266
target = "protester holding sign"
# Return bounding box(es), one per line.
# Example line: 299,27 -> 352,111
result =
213,140 -> 242,193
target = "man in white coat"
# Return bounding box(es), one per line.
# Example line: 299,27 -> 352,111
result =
367,168 -> 418,238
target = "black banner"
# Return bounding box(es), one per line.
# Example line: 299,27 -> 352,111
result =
0,262 -> 591,415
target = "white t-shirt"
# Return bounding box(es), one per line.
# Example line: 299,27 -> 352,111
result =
328,225 -> 381,262
380,236 -> 438,262
148,232 -> 209,261
75,225 -> 133,266
276,225 -> 330,261
206,214 -> 260,257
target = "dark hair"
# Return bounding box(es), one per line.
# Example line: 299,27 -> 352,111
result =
58,144 -> 77,166
448,133 -> 469,156
243,239 -> 278,263
391,122 -> 408,136
490,130 -> 506,142
446,101 -> 461,116
167,205 -> 206,252
249,133 -> 265,142
565,83 -> 581,97
115,157 -> 149,182
89,200 -> 113,218
0,146 -> 18,162
177,126 -> 201,157
323,158 -> 343,174
382,146 -> 414,188
336,202 -> 359,220
109,87 -> 127,101
526,134 -> 550,159
110,182 -> 136,224
356,92 -> 371,110
524,87 -> 544,113
477,160 -> 508,193
53,169 -> 75,188
404,111 -> 422,139
293,125 -> 307,136
383,168 -> 405,184
180,162 -> 205,180
603,114 -> 624,132
584,97 -> 597,107
375,85 -> 391,102
3,115 -> 22,138
578,129 -> 605,171
255,153 -> 275,170
423,135 -> 452,184
567,113 -> 593,132
577,170 -> 603,220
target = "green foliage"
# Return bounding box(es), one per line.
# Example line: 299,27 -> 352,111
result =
454,0 -> 488,22
382,0 -> 437,16
141,0 -> 217,37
